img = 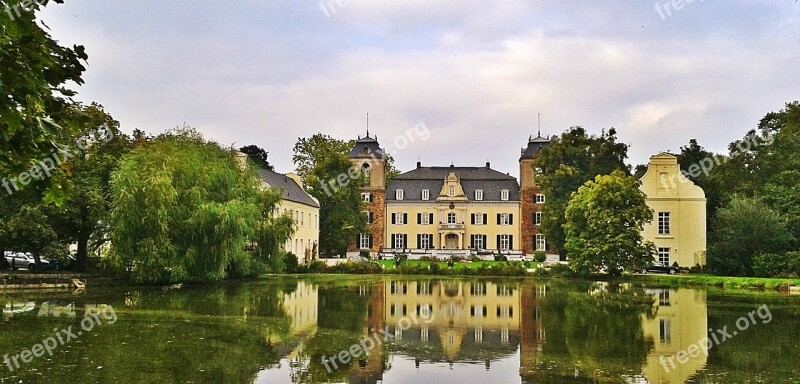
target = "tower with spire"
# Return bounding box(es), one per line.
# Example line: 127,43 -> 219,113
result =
519,114 -> 552,255
348,116 -> 387,256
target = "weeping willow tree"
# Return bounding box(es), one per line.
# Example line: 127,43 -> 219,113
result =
109,128 -> 292,284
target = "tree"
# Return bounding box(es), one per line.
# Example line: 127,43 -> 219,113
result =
5,205 -> 66,270
676,139 -> 725,226
239,144 -> 274,170
708,196 -> 795,276
305,153 -> 366,257
292,134 -> 354,183
563,170 -> 655,276
1,0 -> 89,202
250,189 -> 295,272
536,127 -> 630,257
109,128 -> 281,283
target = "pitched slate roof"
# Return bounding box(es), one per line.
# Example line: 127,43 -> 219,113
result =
387,166 -> 520,202
258,169 -> 320,208
520,135 -> 551,159
349,134 -> 385,159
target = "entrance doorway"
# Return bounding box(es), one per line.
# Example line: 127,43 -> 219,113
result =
445,234 -> 458,249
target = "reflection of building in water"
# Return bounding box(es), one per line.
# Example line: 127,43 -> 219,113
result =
641,288 -> 708,384
282,281 -> 319,336
382,280 -> 521,364
519,284 -> 546,375
347,283 -> 386,384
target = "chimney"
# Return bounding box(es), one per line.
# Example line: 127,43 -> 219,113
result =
485,162 -> 491,168
416,161 -> 421,169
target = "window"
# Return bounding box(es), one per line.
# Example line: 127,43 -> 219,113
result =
473,213 -> 485,225
396,189 -> 404,200
534,211 -> 542,226
392,234 -> 407,249
448,185 -> 455,197
536,234 -> 546,251
447,213 -> 456,224
501,189 -> 509,201
364,211 -> 373,224
361,193 -> 372,203
475,189 -> 483,201
658,247 -> 670,265
535,194 -> 545,204
660,319 -> 672,344
499,234 -> 511,250
471,234 -> 485,250
470,283 -> 487,296
393,213 -> 407,225
359,234 -> 372,250
418,213 -> 431,225
498,213 -> 511,226
421,189 -> 430,201
361,163 -> 371,178
659,290 -> 671,307
301,212 -> 304,226
658,212 -> 671,235
418,234 -> 432,249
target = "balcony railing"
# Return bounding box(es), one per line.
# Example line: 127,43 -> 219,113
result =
439,223 -> 465,231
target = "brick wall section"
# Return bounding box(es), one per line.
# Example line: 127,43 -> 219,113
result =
520,188 -> 544,254
347,190 -> 385,253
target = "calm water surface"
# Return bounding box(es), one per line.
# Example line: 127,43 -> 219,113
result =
1,276 -> 799,383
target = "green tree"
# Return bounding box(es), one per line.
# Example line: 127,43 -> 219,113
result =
537,127 -> 630,257
564,170 -> 655,276
305,153 -> 366,257
5,205 -> 66,270
239,144 -> 274,170
708,196 -> 795,276
292,134 -> 354,183
109,129 -> 274,283
676,139 -> 726,226
1,0 -> 89,203
250,189 -> 295,272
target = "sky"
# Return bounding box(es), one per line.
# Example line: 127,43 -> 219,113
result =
38,0 -> 800,176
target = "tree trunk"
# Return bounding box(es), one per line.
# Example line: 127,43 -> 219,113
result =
76,232 -> 90,272
32,253 -> 42,272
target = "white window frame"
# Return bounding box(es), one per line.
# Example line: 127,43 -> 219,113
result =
536,234 -> 546,251
658,212 -> 671,235
501,189 -> 509,201
535,194 -> 545,204
499,213 -> 510,226
475,189 -> 483,201
361,193 -> 371,202
474,214 -> 484,225
396,189 -> 404,200
658,247 -> 671,265
359,233 -> 371,250
364,211 -> 373,224
420,213 -> 431,225
393,234 -> 406,249
472,234 -> 484,249
421,189 -> 430,201
448,185 -> 455,197
499,234 -> 511,250
395,213 -> 406,225
535,211 -> 542,225
447,213 -> 457,224
419,235 -> 431,250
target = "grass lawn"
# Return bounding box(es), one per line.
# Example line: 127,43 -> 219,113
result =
630,273 -> 800,291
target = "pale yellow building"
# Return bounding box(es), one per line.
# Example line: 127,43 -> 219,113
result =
385,164 -> 523,256
639,153 -> 707,267
258,169 -> 321,262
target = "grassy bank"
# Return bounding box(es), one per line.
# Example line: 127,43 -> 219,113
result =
628,273 -> 800,291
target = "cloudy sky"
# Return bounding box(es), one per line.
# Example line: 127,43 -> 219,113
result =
39,1 -> 800,176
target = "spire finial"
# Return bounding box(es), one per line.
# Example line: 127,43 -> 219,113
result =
537,112 -> 541,137
366,113 -> 370,137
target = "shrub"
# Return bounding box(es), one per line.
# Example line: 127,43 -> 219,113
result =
419,256 -> 434,262
297,260 -> 327,273
394,253 -> 409,266
284,252 -> 299,273
397,263 -> 430,275
753,252 -> 800,278
534,252 -> 547,262
494,254 -> 508,262
429,262 -> 441,274
328,261 -> 382,274
468,255 -> 483,262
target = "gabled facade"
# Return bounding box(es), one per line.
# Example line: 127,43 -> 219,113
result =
639,153 -> 707,267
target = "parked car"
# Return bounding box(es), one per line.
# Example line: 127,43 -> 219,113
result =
643,262 -> 680,275
3,252 -> 52,271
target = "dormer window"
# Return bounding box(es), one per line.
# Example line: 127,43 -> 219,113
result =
396,189 -> 404,200
475,190 -> 483,201
501,189 -> 509,201
421,189 -> 430,201
448,185 -> 455,197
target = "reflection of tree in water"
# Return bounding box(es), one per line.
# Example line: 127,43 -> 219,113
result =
530,282 -> 656,382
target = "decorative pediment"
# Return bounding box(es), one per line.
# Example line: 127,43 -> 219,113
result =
437,172 -> 468,201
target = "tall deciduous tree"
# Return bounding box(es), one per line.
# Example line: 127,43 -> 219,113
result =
109,129 -> 279,284
1,0 -> 89,203
536,127 -> 630,257
239,144 -> 274,170
564,170 -> 655,276
708,196 -> 795,276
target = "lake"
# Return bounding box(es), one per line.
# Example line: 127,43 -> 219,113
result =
1,276 -> 798,383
